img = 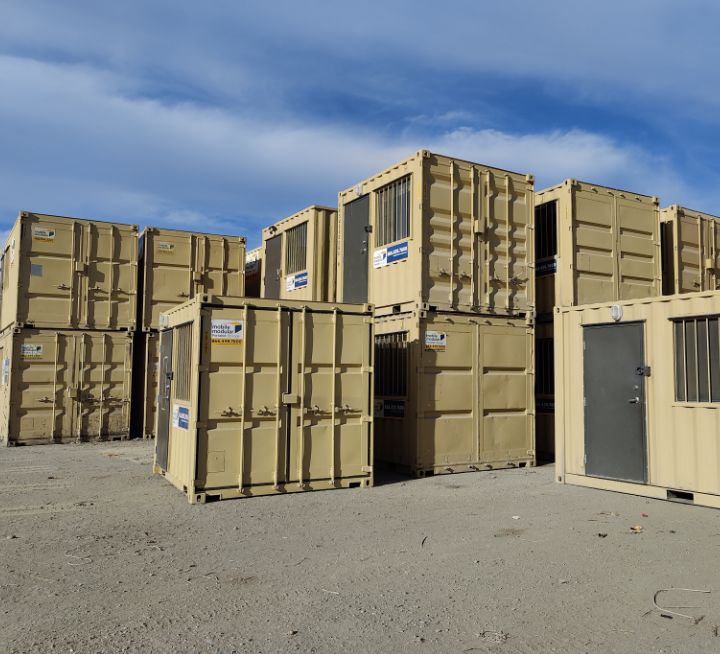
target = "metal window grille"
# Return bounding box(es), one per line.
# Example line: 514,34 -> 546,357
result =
174,323 -> 193,402
535,337 -> 554,396
535,201 -> 558,261
376,176 -> 411,247
285,222 -> 308,275
674,316 -> 720,403
374,332 -> 408,397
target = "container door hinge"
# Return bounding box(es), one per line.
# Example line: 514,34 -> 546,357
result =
636,366 -> 651,377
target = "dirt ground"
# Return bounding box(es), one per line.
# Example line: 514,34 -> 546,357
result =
2,441 -> 720,653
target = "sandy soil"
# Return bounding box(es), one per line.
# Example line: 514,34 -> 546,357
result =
1,440 -> 720,653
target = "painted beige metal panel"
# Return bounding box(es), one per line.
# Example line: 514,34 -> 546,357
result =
0,212 -> 138,331
661,206 -> 720,294
556,291 -> 720,507
0,327 -> 133,445
244,247 -> 262,298
141,332 -> 158,438
535,180 -> 661,308
154,295 -> 373,503
337,150 -> 535,315
261,205 -> 337,302
374,309 -> 535,475
140,227 -> 246,330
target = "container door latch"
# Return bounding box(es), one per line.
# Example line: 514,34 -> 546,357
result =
636,366 -> 651,377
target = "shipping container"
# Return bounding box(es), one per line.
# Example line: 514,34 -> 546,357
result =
261,205 -> 337,302
154,295 -> 374,503
0,327 -> 133,445
555,291 -> 720,508
244,247 -> 262,298
535,179 -> 661,318
535,321 -> 555,461
0,211 -> 139,332
661,205 -> 720,295
336,150 -> 534,316
139,227 -> 246,331
131,331 -> 158,439
374,307 -> 535,476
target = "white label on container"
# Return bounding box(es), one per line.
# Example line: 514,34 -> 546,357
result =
173,404 -> 189,430
157,241 -> 175,254
32,227 -> 56,242
211,319 -> 244,344
373,241 -> 408,268
285,271 -> 308,292
2,357 -> 9,385
21,344 -> 43,359
424,331 -> 447,352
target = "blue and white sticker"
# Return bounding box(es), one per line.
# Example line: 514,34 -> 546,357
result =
536,258 -> 557,276
211,319 -> 244,345
285,270 -> 308,291
373,241 -> 409,269
173,404 -> 190,430
424,331 -> 447,352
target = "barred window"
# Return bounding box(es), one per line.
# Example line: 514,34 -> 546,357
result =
535,201 -> 558,261
535,337 -> 554,396
375,332 -> 407,397
174,323 -> 193,402
376,176 -> 410,247
674,316 -> 720,403
285,222 -> 307,275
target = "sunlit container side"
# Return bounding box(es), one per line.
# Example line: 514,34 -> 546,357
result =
153,295 -> 374,503
244,247 -> 262,298
261,205 -> 337,302
661,205 -> 720,295
374,307 -> 535,476
555,291 -> 720,509
535,321 -> 555,461
139,227 -> 246,331
336,150 -> 535,316
0,212 -> 139,331
0,327 -> 133,445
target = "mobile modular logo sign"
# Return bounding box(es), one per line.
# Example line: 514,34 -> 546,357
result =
373,240 -> 409,269
286,270 -> 308,291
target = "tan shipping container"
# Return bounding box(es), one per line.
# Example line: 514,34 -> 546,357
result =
139,227 -> 246,331
261,205 -> 337,302
374,308 -> 535,476
0,211 -> 138,331
244,247 -> 262,298
535,180 -> 661,318
337,150 -> 534,316
0,327 -> 133,445
555,291 -> 720,509
661,205 -> 720,295
154,295 -> 374,503
131,331 -> 158,439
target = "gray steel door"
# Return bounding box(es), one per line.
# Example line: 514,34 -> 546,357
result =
155,329 -> 173,471
342,195 -> 370,303
263,235 -> 282,299
583,322 -> 647,483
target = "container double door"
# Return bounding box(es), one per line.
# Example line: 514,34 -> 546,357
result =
583,322 -> 647,483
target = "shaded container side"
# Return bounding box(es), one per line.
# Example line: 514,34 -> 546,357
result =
131,331 -> 158,439
555,290 -> 720,508
261,205 -> 337,302
535,180 -> 661,314
374,310 -> 535,476
140,227 -> 246,331
535,321 -> 555,461
661,205 -> 720,295
244,247 -> 262,298
0,212 -> 139,331
0,327 -> 134,445
154,295 -> 374,503
337,150 -> 535,316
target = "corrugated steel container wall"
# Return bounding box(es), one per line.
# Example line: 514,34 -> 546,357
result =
154,296 -> 373,503
0,212 -> 138,331
140,227 -> 246,331
337,150 -> 535,316
140,331 -> 158,438
244,247 -> 262,298
661,206 -> 720,295
535,180 -> 661,310
556,291 -> 720,508
374,309 -> 535,475
535,321 -> 555,461
261,206 -> 337,302
0,327 -> 133,445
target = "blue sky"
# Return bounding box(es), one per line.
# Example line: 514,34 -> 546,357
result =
1,1 -> 719,247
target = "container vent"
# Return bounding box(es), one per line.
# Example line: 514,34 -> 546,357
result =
535,200 -> 558,261
375,332 -> 408,397
376,176 -> 410,247
285,221 -> 308,275
673,315 -> 720,403
174,323 -> 193,401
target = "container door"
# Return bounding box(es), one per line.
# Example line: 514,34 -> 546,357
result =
342,195 -> 370,303
263,235 -> 282,299
155,330 -> 174,471
583,322 -> 647,483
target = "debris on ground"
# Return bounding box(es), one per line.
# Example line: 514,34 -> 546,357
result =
630,525 -> 643,534
598,533 -> 608,538
653,588 -> 711,624
477,630 -> 509,644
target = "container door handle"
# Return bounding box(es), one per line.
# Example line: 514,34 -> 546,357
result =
628,397 -> 640,404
